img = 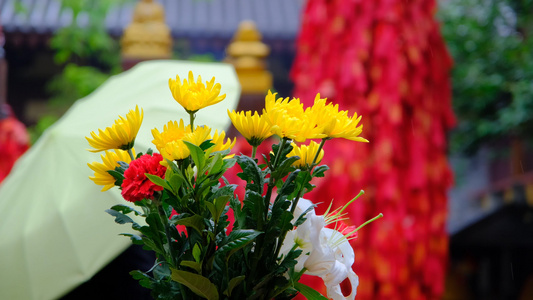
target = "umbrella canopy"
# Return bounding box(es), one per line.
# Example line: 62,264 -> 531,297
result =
0,60 -> 241,300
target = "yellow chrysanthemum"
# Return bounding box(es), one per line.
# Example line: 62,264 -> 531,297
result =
263,90 -> 325,142
152,119 -> 191,152
88,149 -> 134,191
183,125 -> 212,147
227,110 -> 273,146
86,106 -> 143,152
210,130 -> 236,154
318,103 -> 369,142
168,71 -> 226,113
287,141 -> 324,170
306,93 -> 331,126
161,140 -> 191,162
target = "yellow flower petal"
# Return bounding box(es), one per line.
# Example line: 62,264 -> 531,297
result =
184,125 -> 212,146
317,102 -> 368,142
227,110 -> 273,146
211,129 -> 236,154
86,106 -> 143,152
152,119 -> 191,151
168,71 -> 226,113
263,90 -> 324,142
287,141 -> 324,170
88,149 -> 133,191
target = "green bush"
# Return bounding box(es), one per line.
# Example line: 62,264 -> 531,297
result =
439,0 -> 533,154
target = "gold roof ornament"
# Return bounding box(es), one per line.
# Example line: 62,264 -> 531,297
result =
225,21 -> 272,94
121,0 -> 172,59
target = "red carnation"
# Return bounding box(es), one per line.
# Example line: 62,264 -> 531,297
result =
121,153 -> 166,202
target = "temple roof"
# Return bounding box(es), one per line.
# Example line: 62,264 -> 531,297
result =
0,0 -> 304,40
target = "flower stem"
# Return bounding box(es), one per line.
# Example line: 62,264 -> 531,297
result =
128,148 -> 135,161
264,138 -> 289,220
189,112 -> 195,131
274,139 -> 328,260
154,199 -> 177,268
249,138 -> 289,285
289,138 -> 327,215
310,138 -> 328,167
271,138 -> 289,168
251,145 -> 257,160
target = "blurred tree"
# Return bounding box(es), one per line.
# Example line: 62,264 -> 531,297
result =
47,0 -> 129,106
26,0 -> 131,142
439,0 -> 533,154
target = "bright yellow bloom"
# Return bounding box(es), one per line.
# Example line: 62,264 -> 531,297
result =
306,93 -> 331,126
183,125 -> 212,147
318,104 -> 368,142
168,71 -> 226,113
263,90 -> 325,142
152,120 -> 191,151
210,130 -> 236,154
161,140 -> 190,161
88,149 -> 133,191
152,120 -> 192,162
227,110 -> 273,146
86,106 -> 143,152
287,141 -> 324,170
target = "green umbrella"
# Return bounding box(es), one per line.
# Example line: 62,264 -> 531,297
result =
0,60 -> 241,300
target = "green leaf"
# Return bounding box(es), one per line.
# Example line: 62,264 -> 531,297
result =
105,209 -> 141,230
184,141 -> 206,171
205,153 -> 225,176
223,275 -> 245,297
312,165 -> 329,178
165,158 -> 180,173
218,229 -> 262,259
271,156 -> 299,179
119,233 -> 143,245
243,190 -> 265,225
278,169 -> 300,197
236,155 -> 264,194
107,169 -> 124,187
199,140 -> 215,151
278,249 -> 302,273
205,202 -> 217,223
130,270 -> 154,289
109,204 -> 142,216
170,269 -> 219,300
230,195 -> 245,228
293,204 -> 316,227
193,243 -> 202,263
175,215 -> 205,234
181,260 -> 202,273
294,282 -> 329,300
145,173 -> 172,191
168,173 -> 184,193
211,195 -> 230,222
153,261 -> 172,280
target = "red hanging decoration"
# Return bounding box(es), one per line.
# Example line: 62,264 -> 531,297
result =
0,105 -> 30,183
291,0 -> 455,299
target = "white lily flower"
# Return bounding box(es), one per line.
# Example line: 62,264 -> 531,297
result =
281,199 -> 360,299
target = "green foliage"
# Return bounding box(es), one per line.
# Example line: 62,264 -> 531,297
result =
27,0 -> 129,143
106,135 -> 331,299
439,0 -> 533,154
294,283 -> 329,300
171,269 -> 220,300
46,64 -> 111,107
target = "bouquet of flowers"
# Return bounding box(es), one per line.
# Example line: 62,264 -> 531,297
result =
86,71 -> 381,300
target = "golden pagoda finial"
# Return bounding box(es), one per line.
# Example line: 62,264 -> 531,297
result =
225,20 -> 272,94
121,0 -> 172,59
